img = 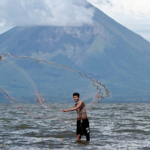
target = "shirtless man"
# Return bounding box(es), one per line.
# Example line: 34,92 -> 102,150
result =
61,93 -> 90,141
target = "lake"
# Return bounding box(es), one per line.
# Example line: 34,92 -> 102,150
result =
0,103 -> 150,150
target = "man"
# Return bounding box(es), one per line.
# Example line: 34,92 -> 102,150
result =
61,93 -> 90,141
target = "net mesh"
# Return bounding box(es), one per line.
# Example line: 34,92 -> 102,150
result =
0,53 -> 110,123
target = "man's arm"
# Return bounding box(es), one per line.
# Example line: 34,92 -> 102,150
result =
61,101 -> 83,112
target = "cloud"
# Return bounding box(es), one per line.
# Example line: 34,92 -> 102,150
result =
0,0 -> 94,26
87,0 -> 150,18
87,0 -> 150,42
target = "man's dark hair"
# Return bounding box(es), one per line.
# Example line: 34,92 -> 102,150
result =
73,93 -> 80,97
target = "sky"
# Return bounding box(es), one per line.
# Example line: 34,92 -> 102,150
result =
0,0 -> 150,42
87,0 -> 150,42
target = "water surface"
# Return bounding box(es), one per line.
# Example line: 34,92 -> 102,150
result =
0,103 -> 150,150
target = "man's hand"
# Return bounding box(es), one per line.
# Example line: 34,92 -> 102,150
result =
61,109 -> 69,112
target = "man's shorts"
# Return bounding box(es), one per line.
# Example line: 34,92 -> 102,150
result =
76,118 -> 90,135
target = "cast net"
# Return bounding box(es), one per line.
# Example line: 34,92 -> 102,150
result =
0,53 -> 110,123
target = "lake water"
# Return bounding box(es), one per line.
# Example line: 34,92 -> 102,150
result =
0,103 -> 150,150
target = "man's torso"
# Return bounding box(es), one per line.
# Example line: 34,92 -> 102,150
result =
75,101 -> 87,120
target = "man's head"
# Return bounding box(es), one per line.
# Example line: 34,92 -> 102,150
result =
73,93 -> 80,103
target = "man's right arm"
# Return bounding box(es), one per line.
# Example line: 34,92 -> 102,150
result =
61,101 -> 83,112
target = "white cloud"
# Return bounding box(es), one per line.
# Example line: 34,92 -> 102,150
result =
0,0 -> 94,26
87,0 -> 150,18
87,0 -> 150,42
0,0 -> 150,42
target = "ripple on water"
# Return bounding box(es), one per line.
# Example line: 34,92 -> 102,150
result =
0,103 -> 150,150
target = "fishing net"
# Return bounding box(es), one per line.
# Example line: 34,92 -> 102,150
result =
0,53 -> 110,123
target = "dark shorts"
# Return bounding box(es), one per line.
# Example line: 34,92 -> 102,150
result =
76,118 -> 90,135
